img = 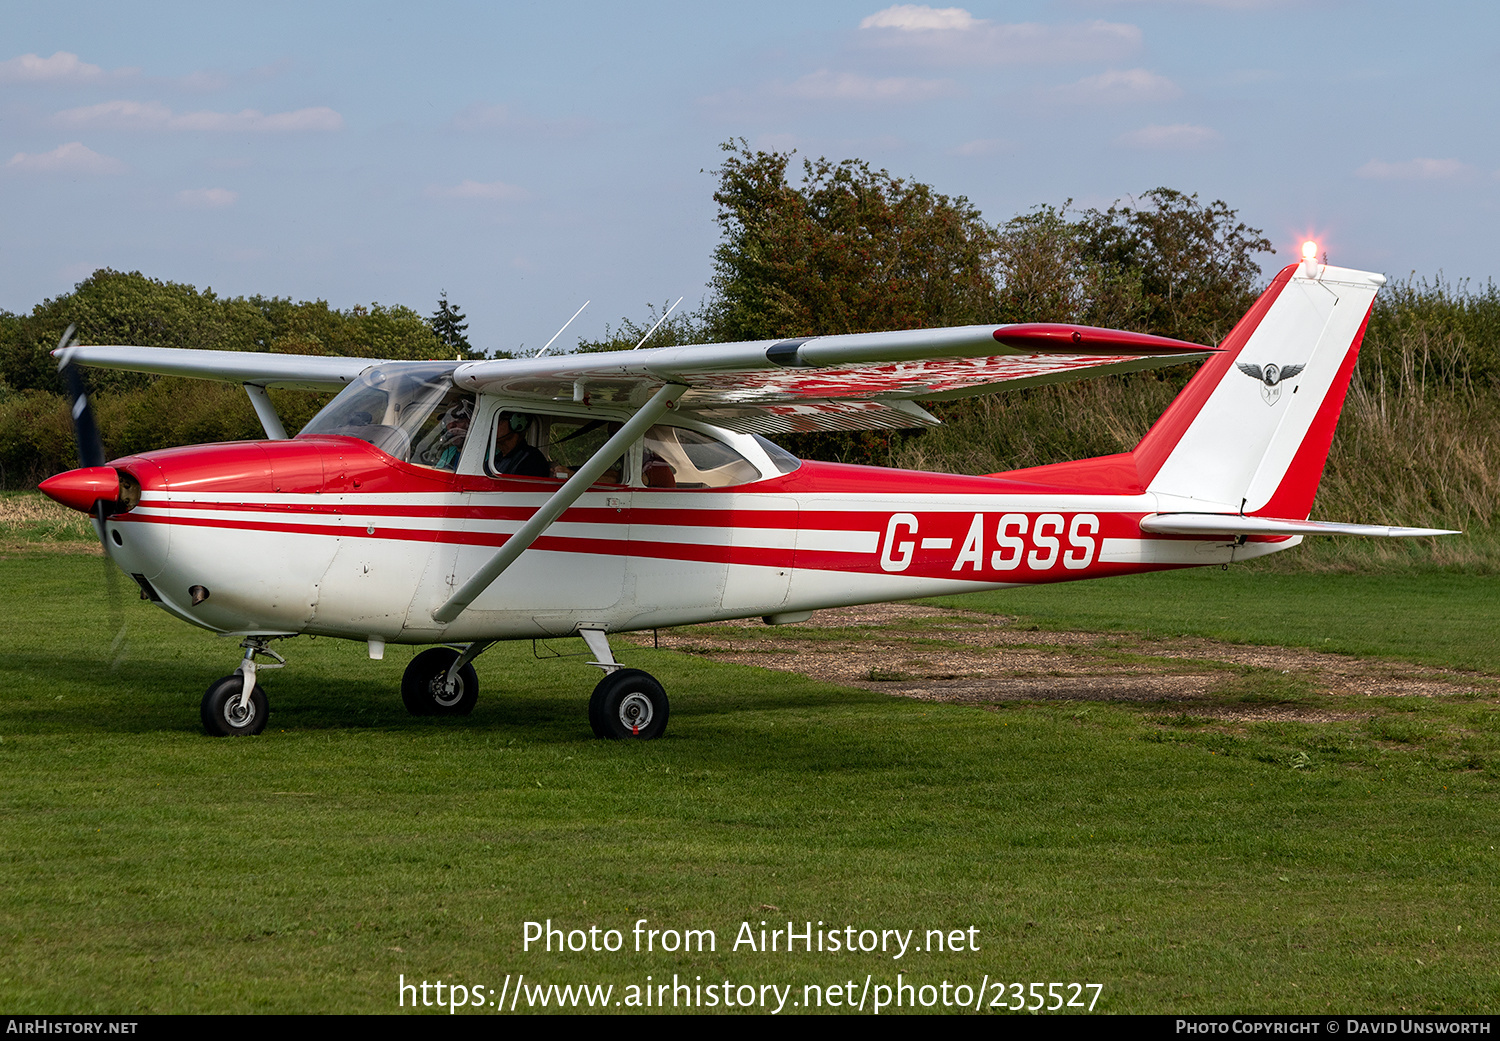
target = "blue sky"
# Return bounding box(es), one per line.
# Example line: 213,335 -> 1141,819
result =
3,1 -> 1497,354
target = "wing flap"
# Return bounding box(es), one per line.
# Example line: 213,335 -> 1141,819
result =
687,399 -> 939,435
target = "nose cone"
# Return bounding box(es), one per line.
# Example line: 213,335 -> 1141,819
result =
39,466 -> 121,513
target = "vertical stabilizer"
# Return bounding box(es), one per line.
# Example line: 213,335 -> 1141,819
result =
1134,261 -> 1384,518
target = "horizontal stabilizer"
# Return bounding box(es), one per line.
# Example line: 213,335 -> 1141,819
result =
1140,514 -> 1460,538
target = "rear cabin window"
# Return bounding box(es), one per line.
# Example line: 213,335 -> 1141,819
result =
640,425 -> 761,488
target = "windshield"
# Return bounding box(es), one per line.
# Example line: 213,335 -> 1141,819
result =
297,364 -> 472,467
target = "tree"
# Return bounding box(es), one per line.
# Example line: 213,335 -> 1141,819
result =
429,291 -> 475,357
1076,188 -> 1274,345
992,204 -> 1144,330
574,300 -> 708,354
707,141 -> 1003,342
0,271 -> 450,485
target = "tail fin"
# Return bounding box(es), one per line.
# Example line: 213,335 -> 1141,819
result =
1133,260 -> 1385,518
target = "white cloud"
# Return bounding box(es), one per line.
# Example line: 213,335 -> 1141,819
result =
450,103 -> 593,137
779,69 -> 959,103
1356,158 -> 1474,181
6,141 -> 125,174
1117,123 -> 1221,148
0,51 -> 105,83
177,187 -> 238,208
425,179 -> 529,202
860,5 -> 978,30
702,70 -> 958,113
857,7 -> 1141,65
55,100 -> 343,132
178,70 -> 232,92
951,137 -> 1010,156
1044,68 -> 1181,104
1095,0 -> 1296,9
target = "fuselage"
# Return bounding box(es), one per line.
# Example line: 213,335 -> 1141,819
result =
97,432 -> 1290,644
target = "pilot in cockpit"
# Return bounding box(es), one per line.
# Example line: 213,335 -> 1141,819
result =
492,412 -> 552,478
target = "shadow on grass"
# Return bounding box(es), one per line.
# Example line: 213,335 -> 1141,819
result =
1,638 -> 896,755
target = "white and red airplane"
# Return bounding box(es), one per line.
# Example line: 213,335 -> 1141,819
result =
39,250 -> 1452,739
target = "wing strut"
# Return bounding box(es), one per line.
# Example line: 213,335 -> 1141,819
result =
431,383 -> 687,624
244,384 -> 288,440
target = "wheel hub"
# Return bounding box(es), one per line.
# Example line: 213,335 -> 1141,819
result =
430,674 -> 463,708
617,691 -> 654,731
224,697 -> 256,728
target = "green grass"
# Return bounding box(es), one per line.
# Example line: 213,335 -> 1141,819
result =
0,490 -> 99,551
927,564 -> 1500,673
2,553 -> 1498,1014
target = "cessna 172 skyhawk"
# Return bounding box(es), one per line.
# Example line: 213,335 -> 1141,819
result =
39,250 -> 1453,740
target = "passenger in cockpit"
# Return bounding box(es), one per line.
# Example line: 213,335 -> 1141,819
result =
430,399 -> 472,470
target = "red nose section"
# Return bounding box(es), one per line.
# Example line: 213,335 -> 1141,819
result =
39,466 -> 121,513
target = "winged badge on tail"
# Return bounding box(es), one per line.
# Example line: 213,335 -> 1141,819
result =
1236,361 -> 1306,405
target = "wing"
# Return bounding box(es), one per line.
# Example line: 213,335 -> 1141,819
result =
454,323 -> 1215,435
1235,361 -> 1265,383
54,322 -> 1214,434
50,345 -> 397,391
1273,363 -> 1306,385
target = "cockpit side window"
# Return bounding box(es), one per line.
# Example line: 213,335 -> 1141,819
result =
539,417 -> 625,484
484,413 -> 629,484
486,410 -> 553,479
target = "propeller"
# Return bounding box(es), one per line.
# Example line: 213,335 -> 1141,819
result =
56,325 -> 105,469
55,325 -> 128,668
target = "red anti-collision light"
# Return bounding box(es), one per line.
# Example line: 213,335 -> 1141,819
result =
38,466 -> 122,514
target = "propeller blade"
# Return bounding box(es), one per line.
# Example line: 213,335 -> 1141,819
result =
53,326 -> 129,666
55,324 -> 106,469
98,496 -> 127,669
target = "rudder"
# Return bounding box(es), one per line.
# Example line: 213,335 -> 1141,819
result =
1135,260 -> 1385,519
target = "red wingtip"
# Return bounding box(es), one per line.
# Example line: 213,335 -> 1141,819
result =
38,466 -> 120,513
993,324 -> 1213,355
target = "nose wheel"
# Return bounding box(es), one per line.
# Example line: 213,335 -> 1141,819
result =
202,675 -> 268,735
201,637 -> 283,736
589,669 -> 669,740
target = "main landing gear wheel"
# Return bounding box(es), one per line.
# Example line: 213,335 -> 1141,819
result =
201,675 -> 268,736
402,648 -> 479,716
589,669 -> 669,740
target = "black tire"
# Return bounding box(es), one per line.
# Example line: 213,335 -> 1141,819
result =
402,648 -> 479,716
589,669 -> 668,740
201,674 -> 268,736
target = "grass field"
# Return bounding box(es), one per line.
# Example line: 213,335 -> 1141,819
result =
926,565 -> 1500,673
1,547 -> 1497,1015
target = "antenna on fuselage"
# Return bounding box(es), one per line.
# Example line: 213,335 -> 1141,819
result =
631,296 -> 684,350
533,300 -> 590,358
